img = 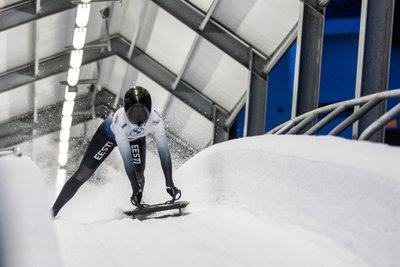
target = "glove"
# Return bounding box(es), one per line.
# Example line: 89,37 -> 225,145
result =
166,185 -> 181,202
130,190 -> 143,208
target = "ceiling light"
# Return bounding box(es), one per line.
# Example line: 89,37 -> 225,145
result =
61,116 -> 73,130
62,100 -> 75,116
59,141 -> 69,154
76,4 -> 91,27
67,68 -> 80,87
70,50 -> 83,68
56,168 -> 67,180
57,168 -> 66,179
65,86 -> 77,101
59,129 -> 70,142
55,167 -> 67,194
58,153 -> 68,167
72,27 -> 87,49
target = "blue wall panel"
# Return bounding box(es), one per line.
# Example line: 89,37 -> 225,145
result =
265,45 -> 295,131
320,34 -> 359,104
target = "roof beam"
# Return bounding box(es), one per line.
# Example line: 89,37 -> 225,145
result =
150,0 -> 268,80
0,89 -> 116,149
0,0 -> 74,32
0,35 -> 230,130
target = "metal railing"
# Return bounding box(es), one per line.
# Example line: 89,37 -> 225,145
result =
267,89 -> 400,140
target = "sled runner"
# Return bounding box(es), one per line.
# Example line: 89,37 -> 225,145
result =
124,201 -> 189,220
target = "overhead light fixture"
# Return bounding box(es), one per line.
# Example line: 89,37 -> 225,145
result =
61,116 -> 73,130
59,129 -> 70,142
62,100 -> 75,116
72,27 -> 87,49
65,86 -> 77,101
59,141 -> 69,154
58,153 -> 68,167
70,50 -> 83,68
56,168 -> 67,193
57,0 -> 91,172
67,67 -> 80,86
76,4 -> 91,27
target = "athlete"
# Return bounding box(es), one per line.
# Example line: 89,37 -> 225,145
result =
52,86 -> 181,217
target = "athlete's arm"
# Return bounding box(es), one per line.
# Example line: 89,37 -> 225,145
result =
153,120 -> 174,187
111,113 -> 140,193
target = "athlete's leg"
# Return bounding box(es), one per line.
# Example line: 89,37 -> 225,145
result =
130,137 -> 146,191
52,119 -> 116,217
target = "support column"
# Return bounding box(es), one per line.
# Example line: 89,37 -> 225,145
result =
213,104 -> 229,144
246,74 -> 268,136
244,48 -> 268,137
292,0 -> 327,119
213,126 -> 229,144
31,0 -> 42,160
354,0 -> 395,142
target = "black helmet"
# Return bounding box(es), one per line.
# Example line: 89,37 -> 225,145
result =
124,86 -> 152,125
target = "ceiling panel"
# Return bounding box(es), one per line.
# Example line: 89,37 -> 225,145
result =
0,23 -> 33,73
183,37 -> 248,112
111,0 -> 146,38
99,56 -> 132,96
35,73 -> 69,110
108,2 -> 125,35
37,9 -> 75,59
0,84 -> 31,122
0,0 -> 20,8
213,0 -> 299,56
85,2 -> 109,44
76,61 -> 97,82
135,72 -> 170,112
119,1 -> 197,76
185,0 -> 213,13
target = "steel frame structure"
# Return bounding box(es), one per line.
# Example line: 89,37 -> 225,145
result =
152,0 -> 300,137
0,0 -> 299,145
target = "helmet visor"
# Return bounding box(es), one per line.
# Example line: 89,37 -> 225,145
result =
126,104 -> 150,125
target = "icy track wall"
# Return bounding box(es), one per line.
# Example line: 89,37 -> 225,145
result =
0,155 -> 62,267
176,135 -> 400,267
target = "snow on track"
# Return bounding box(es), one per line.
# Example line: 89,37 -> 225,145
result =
51,135 -> 400,267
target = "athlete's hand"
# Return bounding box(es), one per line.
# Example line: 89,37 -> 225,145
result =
130,190 -> 143,208
166,186 -> 181,202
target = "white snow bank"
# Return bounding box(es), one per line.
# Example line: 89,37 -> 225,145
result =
0,155 -> 62,267
53,135 -> 400,267
177,135 -> 400,267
